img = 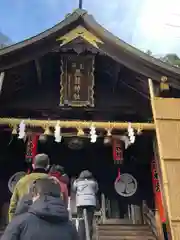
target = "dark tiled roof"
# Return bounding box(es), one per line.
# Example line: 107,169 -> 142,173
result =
1,8 -> 180,86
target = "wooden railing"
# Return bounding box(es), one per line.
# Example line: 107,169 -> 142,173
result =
142,201 -> 164,240
101,193 -> 106,223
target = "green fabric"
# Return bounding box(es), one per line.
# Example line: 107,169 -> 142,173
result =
8,172 -> 48,222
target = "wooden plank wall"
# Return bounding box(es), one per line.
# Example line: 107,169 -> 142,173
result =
149,79 -> 180,240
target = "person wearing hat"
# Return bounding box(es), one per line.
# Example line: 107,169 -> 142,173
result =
8,153 -> 50,222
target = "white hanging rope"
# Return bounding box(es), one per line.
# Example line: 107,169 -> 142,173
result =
127,122 -> 135,144
119,135 -> 131,149
90,125 -> 97,143
54,121 -> 62,143
18,120 -> 26,139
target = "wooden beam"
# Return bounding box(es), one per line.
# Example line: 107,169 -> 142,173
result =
0,72 -> 5,94
113,62 -> 121,92
148,78 -> 173,238
0,117 -> 155,130
0,43 -> 54,71
34,59 -> 42,85
120,78 -> 149,99
148,78 -> 155,98
0,106 -> 140,113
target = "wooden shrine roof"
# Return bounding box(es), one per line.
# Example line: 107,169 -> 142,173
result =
1,9 -> 180,88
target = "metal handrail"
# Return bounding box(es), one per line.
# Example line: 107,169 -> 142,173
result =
67,197 -> 72,220
143,206 -> 157,237
83,208 -> 91,240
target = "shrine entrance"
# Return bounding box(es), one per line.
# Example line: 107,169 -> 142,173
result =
38,132 -> 154,224
0,120 -> 156,229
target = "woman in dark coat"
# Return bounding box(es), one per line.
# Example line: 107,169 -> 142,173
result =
2,178 -> 78,240
14,193 -> 32,217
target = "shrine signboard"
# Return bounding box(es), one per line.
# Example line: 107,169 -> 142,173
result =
60,55 -> 95,107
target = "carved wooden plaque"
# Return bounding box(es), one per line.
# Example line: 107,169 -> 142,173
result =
60,55 -> 94,107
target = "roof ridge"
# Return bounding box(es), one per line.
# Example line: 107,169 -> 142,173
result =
0,9 -> 87,56
72,8 -> 87,16
83,13 -> 180,76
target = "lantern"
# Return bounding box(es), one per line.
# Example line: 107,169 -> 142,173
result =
112,139 -> 124,164
151,160 -> 166,223
25,134 -> 38,164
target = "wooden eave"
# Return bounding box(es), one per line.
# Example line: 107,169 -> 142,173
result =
1,9 -> 180,88
0,9 -> 87,56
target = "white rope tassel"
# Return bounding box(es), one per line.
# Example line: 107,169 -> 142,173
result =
128,122 -> 135,144
90,125 -> 97,143
107,129 -> 112,136
119,135 -> 131,149
54,121 -> 62,142
75,218 -> 79,231
18,120 -> 26,139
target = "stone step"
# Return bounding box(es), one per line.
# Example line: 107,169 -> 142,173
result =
98,230 -> 154,237
96,224 -> 156,240
97,236 -> 156,240
97,224 -> 151,231
103,219 -> 133,225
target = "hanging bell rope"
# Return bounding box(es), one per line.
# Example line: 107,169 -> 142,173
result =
18,120 -> 26,139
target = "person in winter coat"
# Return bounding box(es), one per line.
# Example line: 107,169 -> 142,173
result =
1,178 -> 79,240
8,153 -> 50,222
14,193 -> 32,217
49,164 -> 69,207
73,170 -> 98,239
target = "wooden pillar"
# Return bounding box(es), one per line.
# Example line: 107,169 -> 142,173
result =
155,209 -> 164,240
0,72 -> 5,93
149,78 -> 180,239
151,158 -> 165,239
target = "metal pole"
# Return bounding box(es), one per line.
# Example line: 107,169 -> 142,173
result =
68,197 -> 72,220
83,208 -> 90,240
79,0 -> 83,9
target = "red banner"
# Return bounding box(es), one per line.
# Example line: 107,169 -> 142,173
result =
26,134 -> 38,164
151,160 -> 166,223
112,139 -> 123,164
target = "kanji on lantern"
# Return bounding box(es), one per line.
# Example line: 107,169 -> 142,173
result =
154,170 -> 158,180
155,182 -> 160,192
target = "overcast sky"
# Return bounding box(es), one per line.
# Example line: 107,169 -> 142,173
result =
0,0 -> 180,55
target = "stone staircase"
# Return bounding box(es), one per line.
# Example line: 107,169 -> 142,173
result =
94,224 -> 157,240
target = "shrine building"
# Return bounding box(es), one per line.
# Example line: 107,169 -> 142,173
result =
0,8 -> 180,240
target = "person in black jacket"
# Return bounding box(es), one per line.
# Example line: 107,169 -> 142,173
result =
1,178 -> 79,240
14,193 -> 32,217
